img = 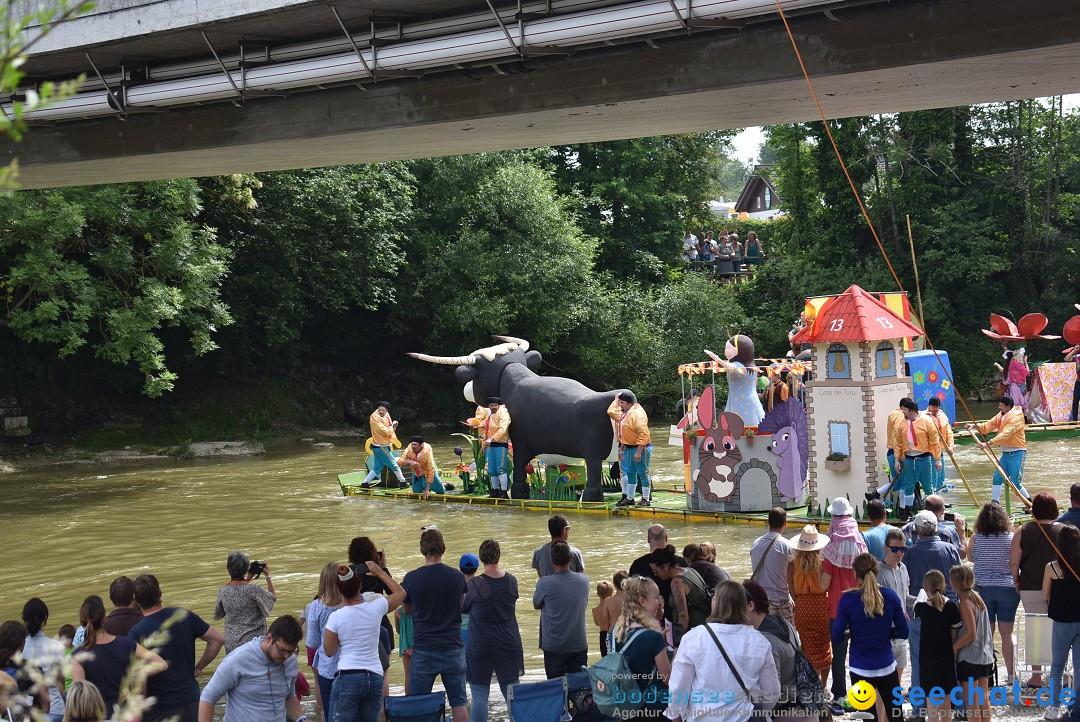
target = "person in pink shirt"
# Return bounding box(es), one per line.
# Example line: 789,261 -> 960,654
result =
821,497 -> 868,708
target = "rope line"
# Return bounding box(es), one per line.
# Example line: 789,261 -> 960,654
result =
771,0 -> 1031,508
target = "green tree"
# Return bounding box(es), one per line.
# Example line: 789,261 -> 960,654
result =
0,0 -> 94,187
548,132 -> 735,279
198,164 -> 415,363
0,180 -> 232,396
403,154 -> 596,351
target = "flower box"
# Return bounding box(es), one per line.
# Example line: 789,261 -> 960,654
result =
824,457 -> 851,472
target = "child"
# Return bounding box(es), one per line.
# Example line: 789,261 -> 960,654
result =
592,580 -> 614,656
600,570 -> 629,653
951,565 -> 994,722
459,553 -> 480,649
57,624 -> 76,692
395,607 -> 414,695
914,570 -> 960,722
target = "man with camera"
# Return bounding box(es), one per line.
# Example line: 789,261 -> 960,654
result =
899,494 -> 967,558
129,574 -> 225,722
198,615 -> 305,722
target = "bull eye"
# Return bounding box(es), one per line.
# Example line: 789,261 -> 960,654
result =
703,440 -> 715,452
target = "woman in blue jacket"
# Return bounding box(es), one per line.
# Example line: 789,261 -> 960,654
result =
833,552 -> 909,721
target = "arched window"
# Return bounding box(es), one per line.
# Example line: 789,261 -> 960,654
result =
826,344 -> 851,379
876,341 -> 896,378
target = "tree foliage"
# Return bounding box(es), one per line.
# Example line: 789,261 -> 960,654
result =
548,132 -> 736,280
404,154 -> 596,352
198,164 -> 415,362
0,180 -> 232,396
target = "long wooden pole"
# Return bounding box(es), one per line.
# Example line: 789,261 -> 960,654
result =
927,419 -> 979,506
966,426 -> 1033,510
907,216 -> 926,337
908,216 -> 980,507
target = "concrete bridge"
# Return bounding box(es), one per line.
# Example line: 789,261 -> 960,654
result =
5,0 -> 1080,188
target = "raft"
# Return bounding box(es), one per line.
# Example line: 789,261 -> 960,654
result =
337,470 -> 985,530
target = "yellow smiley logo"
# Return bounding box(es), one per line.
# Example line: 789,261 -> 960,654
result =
847,680 -> 877,711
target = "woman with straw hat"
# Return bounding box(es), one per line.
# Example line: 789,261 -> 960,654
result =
786,525 -> 832,688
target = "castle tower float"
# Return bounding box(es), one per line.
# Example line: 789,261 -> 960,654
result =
789,285 -> 923,509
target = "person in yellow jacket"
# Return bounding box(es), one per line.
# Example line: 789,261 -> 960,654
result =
362,401 -> 407,488
481,396 -> 511,498
607,390 -> 652,507
967,395 -> 1031,503
401,435 -> 445,500
923,397 -> 954,493
867,401 -> 909,503
896,397 -> 942,519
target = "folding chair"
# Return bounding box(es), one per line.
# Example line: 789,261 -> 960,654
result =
507,677 -> 572,722
384,691 -> 448,722
1018,613 -> 1055,699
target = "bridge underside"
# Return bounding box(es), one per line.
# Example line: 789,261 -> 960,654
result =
6,0 -> 1080,189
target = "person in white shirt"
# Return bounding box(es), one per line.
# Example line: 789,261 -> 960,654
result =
665,580 -> 779,721
324,562 -> 406,722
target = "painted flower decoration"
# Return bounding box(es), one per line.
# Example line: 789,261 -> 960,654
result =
913,371 -> 926,385
559,464 -> 568,472
453,446 -> 463,456
927,371 -> 939,383
941,379 -> 951,390
936,390 -> 947,400
525,463 -> 534,474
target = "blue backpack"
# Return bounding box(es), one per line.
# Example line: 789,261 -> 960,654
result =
587,628 -> 648,717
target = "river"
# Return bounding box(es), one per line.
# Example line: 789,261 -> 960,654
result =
2,416 -> 1077,718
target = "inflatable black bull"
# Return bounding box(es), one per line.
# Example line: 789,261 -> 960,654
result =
409,336 -> 626,501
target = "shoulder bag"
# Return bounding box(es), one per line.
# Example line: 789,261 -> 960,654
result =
704,624 -> 765,719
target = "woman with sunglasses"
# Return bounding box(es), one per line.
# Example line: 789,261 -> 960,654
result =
967,501 -> 1020,684
877,529 -> 914,683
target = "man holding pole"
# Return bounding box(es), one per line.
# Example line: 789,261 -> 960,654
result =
923,397 -> 954,493
897,397 -> 941,521
865,399 -> 918,504
967,395 -> 1032,503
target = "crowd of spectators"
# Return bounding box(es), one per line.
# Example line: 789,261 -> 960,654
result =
9,489 -> 1080,722
682,228 -> 764,281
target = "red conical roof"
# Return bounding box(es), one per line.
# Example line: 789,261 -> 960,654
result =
791,285 -> 924,344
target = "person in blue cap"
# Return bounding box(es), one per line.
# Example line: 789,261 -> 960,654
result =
459,554 -> 480,648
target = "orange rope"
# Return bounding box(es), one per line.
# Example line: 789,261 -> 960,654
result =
772,0 -> 1030,508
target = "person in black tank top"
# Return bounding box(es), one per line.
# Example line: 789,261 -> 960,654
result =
1043,524 -> 1080,708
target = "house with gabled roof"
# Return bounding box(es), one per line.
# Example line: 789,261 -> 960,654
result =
734,166 -> 783,219
790,285 -> 923,510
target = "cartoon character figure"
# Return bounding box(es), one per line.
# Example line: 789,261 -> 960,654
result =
705,335 -> 765,427
693,385 -> 744,502
758,398 -> 809,502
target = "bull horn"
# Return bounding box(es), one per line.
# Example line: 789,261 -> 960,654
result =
407,352 -> 477,366
492,335 -> 530,352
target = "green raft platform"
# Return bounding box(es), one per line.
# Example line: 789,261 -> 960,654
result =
338,470 -> 985,530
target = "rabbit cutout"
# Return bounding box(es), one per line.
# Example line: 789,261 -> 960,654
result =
694,384 -> 745,502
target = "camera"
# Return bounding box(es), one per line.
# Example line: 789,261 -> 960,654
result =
248,560 -> 267,577
943,512 -> 955,522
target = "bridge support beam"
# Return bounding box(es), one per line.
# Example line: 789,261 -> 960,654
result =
5,0 -> 1080,188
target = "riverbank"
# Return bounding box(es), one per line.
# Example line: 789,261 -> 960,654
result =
0,429 -> 365,473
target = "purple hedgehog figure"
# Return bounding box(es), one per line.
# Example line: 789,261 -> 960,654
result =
758,397 -> 809,502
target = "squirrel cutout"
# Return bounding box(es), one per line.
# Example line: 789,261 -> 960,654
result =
693,384 -> 744,503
